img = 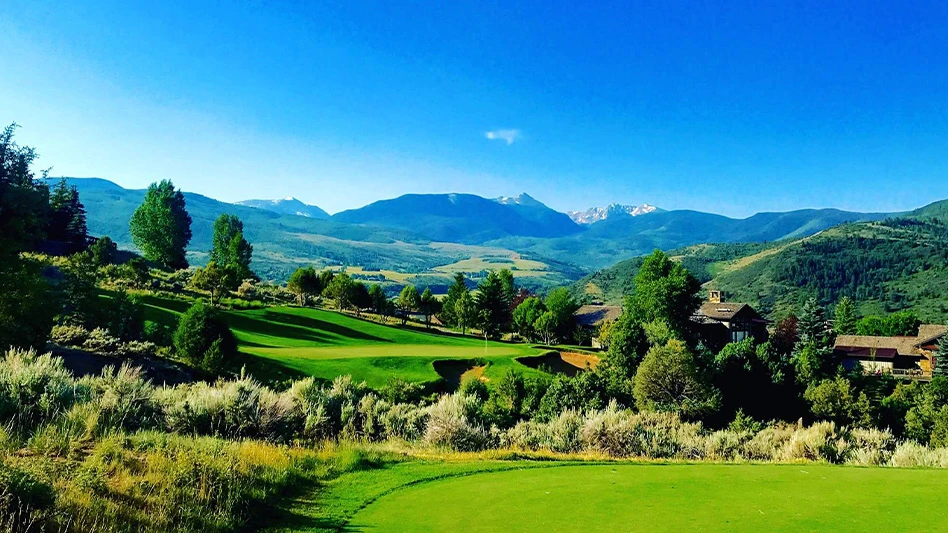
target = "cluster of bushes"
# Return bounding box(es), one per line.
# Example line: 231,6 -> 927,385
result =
51,324 -> 160,358
5,348 -> 948,470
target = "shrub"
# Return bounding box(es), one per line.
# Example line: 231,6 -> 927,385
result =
173,302 -> 237,373
81,327 -> 123,354
50,324 -> 90,346
545,409 -> 585,453
423,393 -> 490,451
0,348 -> 86,430
290,376 -> 369,440
380,376 -> 424,404
847,427 -> 897,466
889,441 -> 948,468
86,364 -> 160,434
143,320 -> 175,346
780,421 -> 849,463
160,377 -> 299,442
382,403 -> 427,441
579,403 -> 703,459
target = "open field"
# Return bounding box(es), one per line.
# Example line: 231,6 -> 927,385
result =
329,463 -> 948,532
141,296 -> 546,387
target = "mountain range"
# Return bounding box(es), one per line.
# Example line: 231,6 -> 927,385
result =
51,178 -> 948,303
572,200 -> 948,322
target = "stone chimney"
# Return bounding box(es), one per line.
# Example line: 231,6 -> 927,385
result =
708,290 -> 724,304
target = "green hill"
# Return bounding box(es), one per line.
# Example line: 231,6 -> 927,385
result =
573,209 -> 948,322
491,208 -> 889,270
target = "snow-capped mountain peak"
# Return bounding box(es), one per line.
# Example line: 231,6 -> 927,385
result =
493,193 -> 543,207
567,203 -> 659,224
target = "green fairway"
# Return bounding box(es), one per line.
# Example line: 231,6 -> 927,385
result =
141,297 -> 543,386
347,464 -> 948,532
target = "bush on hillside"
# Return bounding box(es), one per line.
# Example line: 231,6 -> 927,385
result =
160,377 -> 298,442
173,302 -> 236,373
423,393 -> 491,451
0,348 -> 87,430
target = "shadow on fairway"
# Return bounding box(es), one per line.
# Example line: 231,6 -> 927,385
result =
262,310 -> 393,344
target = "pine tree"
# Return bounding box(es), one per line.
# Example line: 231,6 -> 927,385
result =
439,273 -> 468,326
47,178 -> 88,252
934,334 -> 948,378
833,296 -> 858,335
792,298 -> 836,384
474,270 -> 513,338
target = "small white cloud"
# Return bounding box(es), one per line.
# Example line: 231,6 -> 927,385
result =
485,129 -> 521,145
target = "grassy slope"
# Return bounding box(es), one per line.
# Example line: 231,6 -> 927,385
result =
141,296 -> 544,387
342,463 -> 948,532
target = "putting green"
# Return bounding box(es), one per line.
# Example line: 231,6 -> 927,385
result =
349,464 -> 948,532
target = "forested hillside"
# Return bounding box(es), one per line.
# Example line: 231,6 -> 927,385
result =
574,211 -> 948,322
491,208 -> 889,270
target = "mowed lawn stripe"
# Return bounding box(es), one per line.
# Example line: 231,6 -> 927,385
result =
142,296 -> 543,386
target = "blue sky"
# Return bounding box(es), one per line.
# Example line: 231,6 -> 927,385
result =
2,1 -> 947,217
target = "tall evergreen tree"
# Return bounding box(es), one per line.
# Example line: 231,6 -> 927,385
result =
129,180 -> 192,269
792,298 -> 836,384
439,272 -> 468,326
934,335 -> 948,378
47,178 -> 88,252
833,296 -> 858,335
474,270 -> 513,338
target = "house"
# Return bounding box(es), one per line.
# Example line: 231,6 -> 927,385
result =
574,304 -> 622,348
834,324 -> 947,378
692,291 -> 769,351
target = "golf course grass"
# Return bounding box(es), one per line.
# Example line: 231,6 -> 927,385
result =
140,295 -> 545,386
344,463 -> 948,532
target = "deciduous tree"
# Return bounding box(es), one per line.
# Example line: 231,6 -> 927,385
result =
190,261 -> 231,306
210,214 -> 254,282
629,250 -> 701,338
287,266 -> 319,306
512,297 -> 545,341
129,180 -> 192,269
418,288 -> 441,329
397,285 -> 420,324
325,273 -> 356,310
633,339 -> 719,418
455,291 -> 476,335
